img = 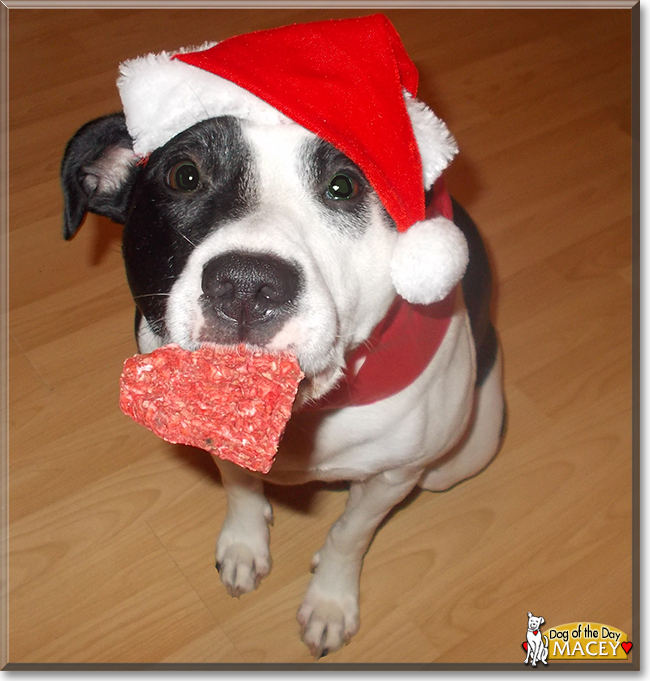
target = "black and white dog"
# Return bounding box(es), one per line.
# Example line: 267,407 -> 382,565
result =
61,17 -> 505,658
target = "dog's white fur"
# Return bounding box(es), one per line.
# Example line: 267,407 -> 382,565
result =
137,121 -> 504,657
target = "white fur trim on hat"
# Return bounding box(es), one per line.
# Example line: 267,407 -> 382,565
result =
117,47 -> 291,157
390,216 -> 469,304
117,46 -> 459,177
404,92 -> 458,190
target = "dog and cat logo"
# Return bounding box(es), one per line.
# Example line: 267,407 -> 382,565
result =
522,613 -> 632,665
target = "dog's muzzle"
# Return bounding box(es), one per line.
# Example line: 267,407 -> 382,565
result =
199,251 -> 302,345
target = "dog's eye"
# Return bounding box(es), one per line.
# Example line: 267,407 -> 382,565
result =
326,173 -> 359,201
168,162 -> 200,192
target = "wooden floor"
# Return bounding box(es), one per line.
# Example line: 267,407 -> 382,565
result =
6,6 -> 635,667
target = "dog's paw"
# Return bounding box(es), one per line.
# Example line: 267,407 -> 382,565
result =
297,582 -> 360,658
215,506 -> 272,598
215,542 -> 271,598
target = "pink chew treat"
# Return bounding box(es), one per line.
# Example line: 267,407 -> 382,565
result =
119,344 -> 304,473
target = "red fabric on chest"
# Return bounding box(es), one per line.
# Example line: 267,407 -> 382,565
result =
308,290 -> 455,410
308,177 -> 456,410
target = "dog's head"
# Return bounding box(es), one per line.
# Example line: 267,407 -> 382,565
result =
527,613 -> 545,632
61,16 -> 468,401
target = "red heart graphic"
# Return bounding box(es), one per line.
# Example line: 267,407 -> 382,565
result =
622,641 -> 633,654
522,642 -> 528,652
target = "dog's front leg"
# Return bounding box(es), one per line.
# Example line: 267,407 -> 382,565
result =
531,643 -> 539,667
214,460 -> 273,598
298,468 -> 421,658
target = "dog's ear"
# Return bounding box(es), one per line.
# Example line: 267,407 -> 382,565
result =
540,617 -> 545,625
527,612 -> 533,618
61,113 -> 139,240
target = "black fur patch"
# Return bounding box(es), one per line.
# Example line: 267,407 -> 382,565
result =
451,198 -> 498,387
121,117 -> 257,339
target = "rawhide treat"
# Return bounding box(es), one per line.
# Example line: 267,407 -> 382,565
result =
119,344 -> 304,473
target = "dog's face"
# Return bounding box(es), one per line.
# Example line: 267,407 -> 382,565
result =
527,613 -> 545,632
68,115 -> 400,400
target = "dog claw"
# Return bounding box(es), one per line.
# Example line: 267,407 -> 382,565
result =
311,627 -> 331,660
298,585 -> 360,659
217,544 -> 271,598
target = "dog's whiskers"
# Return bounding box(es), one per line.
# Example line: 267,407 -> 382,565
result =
132,293 -> 171,300
175,228 -> 198,248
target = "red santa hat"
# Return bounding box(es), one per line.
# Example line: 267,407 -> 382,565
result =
117,14 -> 468,304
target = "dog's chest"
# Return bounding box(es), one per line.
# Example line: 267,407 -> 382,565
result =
263,308 -> 475,484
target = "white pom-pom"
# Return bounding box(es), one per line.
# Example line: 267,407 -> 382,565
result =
390,217 -> 469,304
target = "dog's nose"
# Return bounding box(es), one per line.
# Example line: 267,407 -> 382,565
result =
201,252 -> 301,332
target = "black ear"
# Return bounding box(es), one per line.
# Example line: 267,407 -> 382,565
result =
61,113 -> 139,240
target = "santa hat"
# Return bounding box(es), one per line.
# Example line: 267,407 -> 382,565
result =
117,14 -> 468,304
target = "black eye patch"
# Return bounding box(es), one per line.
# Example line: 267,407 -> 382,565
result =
304,138 -> 372,235
121,116 -> 258,338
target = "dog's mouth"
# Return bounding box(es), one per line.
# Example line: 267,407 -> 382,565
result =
294,364 -> 344,406
198,314 -> 347,404
272,331 -> 349,405
181,276 -> 347,405
267,345 -> 347,406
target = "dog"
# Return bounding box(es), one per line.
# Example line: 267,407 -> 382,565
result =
525,613 -> 549,666
60,16 -> 505,658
